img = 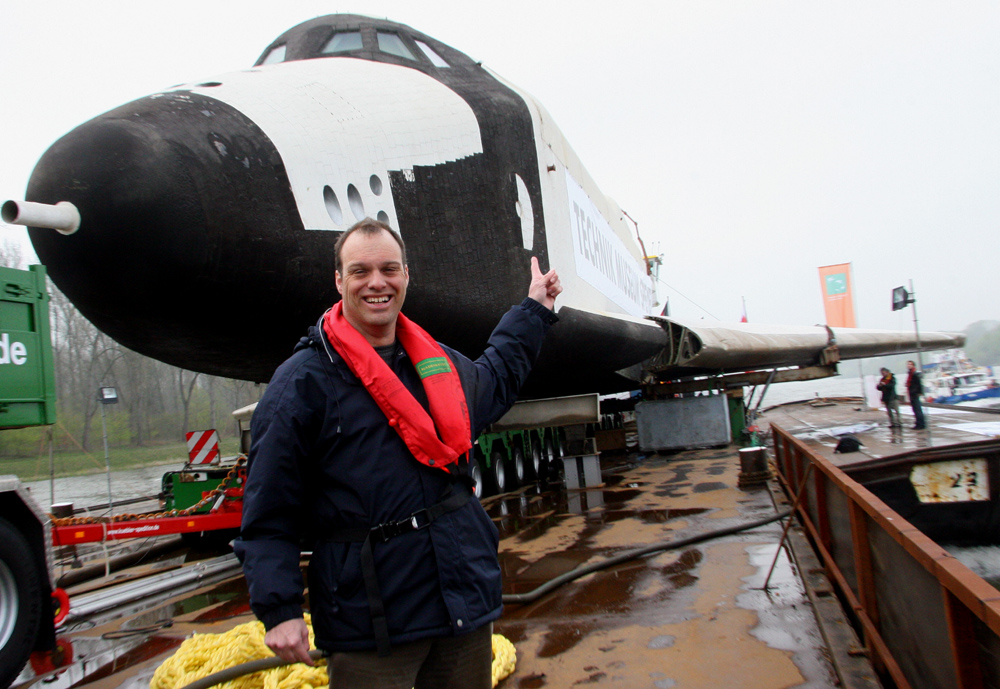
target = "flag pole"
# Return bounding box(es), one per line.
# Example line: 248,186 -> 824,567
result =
909,279 -> 923,370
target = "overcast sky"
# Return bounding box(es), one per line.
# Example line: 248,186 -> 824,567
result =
2,1 -> 997,334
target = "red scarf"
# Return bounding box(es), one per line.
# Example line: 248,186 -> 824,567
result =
322,302 -> 472,471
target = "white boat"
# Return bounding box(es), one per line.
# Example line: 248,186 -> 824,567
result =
923,350 -> 1000,407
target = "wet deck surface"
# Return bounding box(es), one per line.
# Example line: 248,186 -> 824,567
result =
488,452 -> 850,688
15,434 -> 892,688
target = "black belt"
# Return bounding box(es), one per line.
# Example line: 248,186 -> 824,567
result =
323,485 -> 472,656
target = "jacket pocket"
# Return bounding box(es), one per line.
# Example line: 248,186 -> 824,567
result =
308,541 -> 363,616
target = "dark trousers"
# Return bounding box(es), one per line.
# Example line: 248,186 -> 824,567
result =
910,397 -> 925,429
326,622 -> 493,689
885,398 -> 902,426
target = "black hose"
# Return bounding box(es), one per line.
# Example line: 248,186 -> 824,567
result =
179,649 -> 328,689
501,509 -> 792,604
178,510 -> 792,688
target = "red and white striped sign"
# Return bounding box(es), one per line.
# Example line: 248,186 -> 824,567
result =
186,429 -> 220,464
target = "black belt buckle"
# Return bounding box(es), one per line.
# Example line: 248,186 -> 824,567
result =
409,508 -> 430,531
372,521 -> 401,543
372,508 -> 432,543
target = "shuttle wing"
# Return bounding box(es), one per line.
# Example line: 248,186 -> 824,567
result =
528,307 -> 964,396
647,316 -> 964,373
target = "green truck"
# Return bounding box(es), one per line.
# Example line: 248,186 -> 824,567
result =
0,265 -> 59,689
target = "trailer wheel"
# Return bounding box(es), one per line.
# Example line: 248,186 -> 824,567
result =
487,447 -> 507,495
510,444 -> 526,489
528,437 -> 543,480
0,517 -> 44,689
544,434 -> 563,482
470,453 -> 485,499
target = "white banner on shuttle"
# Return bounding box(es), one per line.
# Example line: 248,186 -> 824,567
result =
566,172 -> 654,317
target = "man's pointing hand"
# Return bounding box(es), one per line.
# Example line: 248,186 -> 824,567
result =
528,257 -> 562,311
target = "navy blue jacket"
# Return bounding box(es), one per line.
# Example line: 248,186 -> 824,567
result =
235,298 -> 555,651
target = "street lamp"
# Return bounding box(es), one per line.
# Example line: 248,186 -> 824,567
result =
97,386 -> 118,518
892,280 -> 923,370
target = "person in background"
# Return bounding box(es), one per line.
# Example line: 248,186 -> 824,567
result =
876,367 -> 902,427
906,360 -> 926,430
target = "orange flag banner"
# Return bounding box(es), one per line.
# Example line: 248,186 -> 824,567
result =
818,263 -> 856,328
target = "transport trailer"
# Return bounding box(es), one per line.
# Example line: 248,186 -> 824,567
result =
48,501 -> 244,546
3,448 -> 246,686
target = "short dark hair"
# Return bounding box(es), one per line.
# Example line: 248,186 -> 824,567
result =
334,218 -> 407,273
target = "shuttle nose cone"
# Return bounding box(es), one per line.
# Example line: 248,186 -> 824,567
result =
28,108 -> 208,300
25,92 -> 330,381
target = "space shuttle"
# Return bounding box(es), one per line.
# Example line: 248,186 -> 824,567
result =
5,14 -> 961,397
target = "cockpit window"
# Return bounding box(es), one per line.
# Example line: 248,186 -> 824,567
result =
377,32 -> 415,60
262,45 -> 287,65
322,31 -> 364,53
415,40 -> 450,68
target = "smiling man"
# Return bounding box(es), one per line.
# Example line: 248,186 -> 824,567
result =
235,218 -> 561,688
335,225 -> 410,344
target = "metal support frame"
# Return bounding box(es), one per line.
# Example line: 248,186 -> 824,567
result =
772,457 -> 909,688
644,364 -> 839,399
52,510 -> 243,546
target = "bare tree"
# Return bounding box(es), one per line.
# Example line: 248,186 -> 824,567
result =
48,283 -> 126,450
177,369 -> 201,438
0,238 -> 25,269
119,348 -> 160,446
0,265 -> 265,459
204,375 -> 219,430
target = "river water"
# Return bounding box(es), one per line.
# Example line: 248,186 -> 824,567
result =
23,463 -> 174,514
751,374 -> 867,407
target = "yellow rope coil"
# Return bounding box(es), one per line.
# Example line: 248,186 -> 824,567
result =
151,615 -> 516,689
491,633 -> 516,687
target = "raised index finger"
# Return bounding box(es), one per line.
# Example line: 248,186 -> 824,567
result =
530,256 -> 542,279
